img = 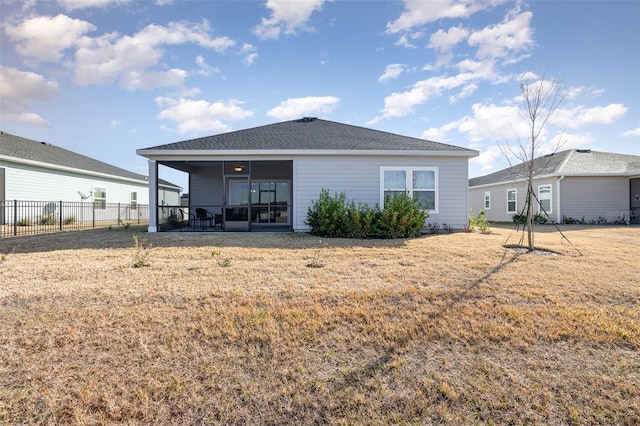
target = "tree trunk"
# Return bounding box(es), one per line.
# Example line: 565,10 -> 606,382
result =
527,182 -> 535,251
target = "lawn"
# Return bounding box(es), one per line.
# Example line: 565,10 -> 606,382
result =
0,225 -> 638,425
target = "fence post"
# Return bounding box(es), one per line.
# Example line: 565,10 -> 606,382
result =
92,201 -> 95,228
59,200 -> 63,231
118,203 -> 121,226
13,200 -> 17,236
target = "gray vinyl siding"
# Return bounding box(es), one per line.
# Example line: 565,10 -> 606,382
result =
470,177 -> 560,223
559,176 -> 630,223
470,180 -> 528,222
1,161 -> 150,204
294,155 -> 470,231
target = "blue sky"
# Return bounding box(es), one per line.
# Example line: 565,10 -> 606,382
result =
1,0 -> 638,191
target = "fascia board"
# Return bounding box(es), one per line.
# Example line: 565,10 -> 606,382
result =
136,149 -> 479,158
468,173 -> 558,189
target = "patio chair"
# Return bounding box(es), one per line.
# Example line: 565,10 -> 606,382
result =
195,208 -> 214,229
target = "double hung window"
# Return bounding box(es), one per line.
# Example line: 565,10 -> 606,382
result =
381,167 -> 438,212
94,187 -> 107,210
507,189 -> 517,213
538,185 -> 552,213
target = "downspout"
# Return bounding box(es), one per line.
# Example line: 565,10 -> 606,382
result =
556,175 -> 564,224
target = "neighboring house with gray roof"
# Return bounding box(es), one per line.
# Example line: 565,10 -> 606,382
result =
469,149 -> 640,224
137,117 -> 479,232
1,131 -> 181,223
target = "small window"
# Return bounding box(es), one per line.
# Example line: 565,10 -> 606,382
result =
484,191 -> 491,210
94,187 -> 107,210
507,189 -> 517,213
130,191 -> 138,210
538,184 -> 552,213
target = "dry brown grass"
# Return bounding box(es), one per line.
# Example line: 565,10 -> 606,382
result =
1,225 -> 638,425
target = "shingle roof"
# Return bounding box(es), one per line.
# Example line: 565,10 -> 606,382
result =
138,118 -> 476,154
0,131 -> 180,188
469,149 -> 640,187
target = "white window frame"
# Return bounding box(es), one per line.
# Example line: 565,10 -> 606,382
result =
94,186 -> 107,210
538,184 -> 552,214
130,191 -> 138,210
380,167 -> 438,213
507,188 -> 517,214
484,191 -> 491,210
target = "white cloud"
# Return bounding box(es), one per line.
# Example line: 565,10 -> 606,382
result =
386,0 -> 508,34
448,83 -> 478,103
156,96 -> 254,133
267,96 -> 340,121
547,132 -> 595,151
119,69 -> 187,91
195,55 -> 221,76
73,20 -> 235,88
456,102 -> 527,142
622,128 -> 640,138
4,14 -> 96,63
470,144 -> 508,173
378,64 -> 405,83
253,0 -> 325,40
552,104 -> 628,129
429,25 -> 469,52
239,43 -> 258,65
468,10 -> 534,61
421,127 -> 447,142
565,86 -> 605,100
58,0 -> 130,10
369,72 -> 477,123
395,34 -> 416,49
0,66 -> 58,128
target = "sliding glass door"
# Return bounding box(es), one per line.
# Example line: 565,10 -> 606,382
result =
250,180 -> 290,225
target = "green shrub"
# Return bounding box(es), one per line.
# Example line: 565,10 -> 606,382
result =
305,189 -> 350,237
469,209 -> 490,233
306,189 -> 427,239
375,192 -> 426,239
64,216 -> 76,225
132,235 -> 153,268
513,212 -> 548,225
38,213 -> 56,225
346,201 -> 379,239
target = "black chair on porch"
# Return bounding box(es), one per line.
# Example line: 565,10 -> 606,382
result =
195,208 -> 215,229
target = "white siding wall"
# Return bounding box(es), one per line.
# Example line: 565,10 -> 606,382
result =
294,155 -> 470,231
2,161 -> 150,204
560,176 -> 630,223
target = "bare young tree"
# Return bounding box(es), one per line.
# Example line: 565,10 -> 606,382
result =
502,76 -> 565,251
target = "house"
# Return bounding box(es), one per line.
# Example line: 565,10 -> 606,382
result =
136,117 -> 479,232
0,131 -> 181,224
469,149 -> 640,224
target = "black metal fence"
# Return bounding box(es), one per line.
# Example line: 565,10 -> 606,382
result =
1,200 -> 149,237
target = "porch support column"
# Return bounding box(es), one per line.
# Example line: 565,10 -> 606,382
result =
148,159 -> 158,232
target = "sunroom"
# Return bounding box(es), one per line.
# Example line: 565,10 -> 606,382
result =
148,159 -> 292,232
